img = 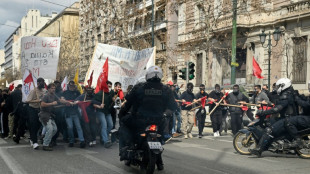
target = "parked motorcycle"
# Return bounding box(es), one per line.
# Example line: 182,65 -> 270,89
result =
233,118 -> 310,158
121,123 -> 164,174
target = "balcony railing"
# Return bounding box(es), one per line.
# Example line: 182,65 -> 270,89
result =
127,21 -> 167,37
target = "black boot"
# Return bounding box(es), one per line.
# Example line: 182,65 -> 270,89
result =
156,154 -> 164,171
249,134 -> 272,157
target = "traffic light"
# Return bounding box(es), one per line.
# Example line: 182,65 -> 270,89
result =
188,62 -> 195,80
179,68 -> 186,80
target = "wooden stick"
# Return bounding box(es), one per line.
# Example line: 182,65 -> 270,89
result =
238,102 -> 260,107
84,93 -> 87,101
219,103 -> 243,108
208,95 -> 227,116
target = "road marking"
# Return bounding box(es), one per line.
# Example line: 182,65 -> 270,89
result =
0,138 -> 7,144
218,140 -> 233,143
0,148 -> 26,174
83,154 -> 130,174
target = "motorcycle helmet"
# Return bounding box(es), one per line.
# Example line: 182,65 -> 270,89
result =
275,78 -> 292,95
145,66 -> 163,81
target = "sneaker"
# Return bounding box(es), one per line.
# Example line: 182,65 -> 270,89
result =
188,133 -> 193,138
104,142 -> 113,148
214,132 -> 219,137
184,134 -> 188,139
80,141 -> 86,148
33,143 -> 39,150
89,142 -> 93,147
216,131 -> 221,137
4,136 -> 11,139
68,143 -> 74,147
43,146 -> 53,151
199,134 -> 203,138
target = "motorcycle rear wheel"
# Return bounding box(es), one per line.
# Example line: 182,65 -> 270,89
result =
295,134 -> 310,159
141,146 -> 157,174
233,132 -> 257,155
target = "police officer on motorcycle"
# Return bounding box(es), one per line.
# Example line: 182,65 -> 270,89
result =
118,66 -> 177,170
249,78 -> 298,157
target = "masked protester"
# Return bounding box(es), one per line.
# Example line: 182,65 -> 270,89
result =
180,83 -> 197,139
26,78 -> 47,149
195,84 -> 208,138
225,84 -> 249,135
208,84 -> 224,137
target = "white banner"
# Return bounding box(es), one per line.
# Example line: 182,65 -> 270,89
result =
84,44 -> 155,91
21,36 -> 61,79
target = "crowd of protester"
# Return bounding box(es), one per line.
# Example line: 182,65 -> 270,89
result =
0,77 -> 309,151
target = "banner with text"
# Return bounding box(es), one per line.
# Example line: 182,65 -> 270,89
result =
21,36 -> 61,79
85,44 -> 155,91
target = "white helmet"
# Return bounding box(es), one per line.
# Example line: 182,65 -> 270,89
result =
145,66 -> 163,81
275,78 -> 292,95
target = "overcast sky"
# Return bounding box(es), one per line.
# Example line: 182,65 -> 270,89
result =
0,0 -> 78,49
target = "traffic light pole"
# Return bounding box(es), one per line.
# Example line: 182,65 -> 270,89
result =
186,60 -> 189,84
231,0 -> 237,85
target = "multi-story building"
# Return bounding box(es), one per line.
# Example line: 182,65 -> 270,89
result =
34,2 -> 80,80
0,49 -> 5,79
177,0 -> 310,92
79,0 -> 178,80
2,26 -> 21,80
3,9 -> 56,80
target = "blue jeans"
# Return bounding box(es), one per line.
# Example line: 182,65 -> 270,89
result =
40,119 -> 57,146
172,111 -> 181,133
96,112 -> 113,143
65,114 -> 84,143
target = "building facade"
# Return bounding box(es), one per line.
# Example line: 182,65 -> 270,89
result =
177,0 -> 310,93
2,9 -> 56,80
34,2 -> 80,80
0,49 -> 5,79
79,0 -> 178,81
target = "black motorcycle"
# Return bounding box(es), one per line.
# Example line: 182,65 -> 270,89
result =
122,124 -> 164,174
233,119 -> 310,158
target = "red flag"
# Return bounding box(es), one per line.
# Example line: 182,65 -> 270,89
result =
118,89 -> 124,100
95,58 -> 109,93
253,57 -> 264,79
24,73 -> 34,85
9,83 -> 14,91
77,101 -> 91,123
87,70 -> 94,87
200,96 -> 207,107
44,82 -> 48,90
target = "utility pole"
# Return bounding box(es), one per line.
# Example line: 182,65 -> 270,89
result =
151,0 -> 155,47
231,0 -> 237,85
186,60 -> 189,84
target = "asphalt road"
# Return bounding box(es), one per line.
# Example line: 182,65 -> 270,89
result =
0,127 -> 309,174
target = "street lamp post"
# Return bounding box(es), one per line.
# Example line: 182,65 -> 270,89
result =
259,28 -> 281,91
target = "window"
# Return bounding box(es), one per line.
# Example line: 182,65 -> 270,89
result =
197,5 -> 205,28
292,36 -> 307,84
196,53 -> 203,86
160,42 -> 166,50
98,34 -> 102,42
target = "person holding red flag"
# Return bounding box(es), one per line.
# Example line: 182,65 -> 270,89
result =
92,57 -> 113,148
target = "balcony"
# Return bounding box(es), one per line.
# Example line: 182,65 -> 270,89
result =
128,21 -> 167,38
